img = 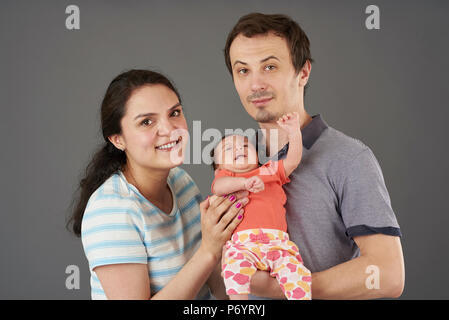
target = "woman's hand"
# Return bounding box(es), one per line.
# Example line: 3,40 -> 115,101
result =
199,191 -> 249,262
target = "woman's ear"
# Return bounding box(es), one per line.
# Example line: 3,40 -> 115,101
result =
108,134 -> 126,151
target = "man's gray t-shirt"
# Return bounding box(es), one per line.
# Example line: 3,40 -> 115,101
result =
261,114 -> 401,274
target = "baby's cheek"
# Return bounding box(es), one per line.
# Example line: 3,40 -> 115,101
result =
248,150 -> 259,165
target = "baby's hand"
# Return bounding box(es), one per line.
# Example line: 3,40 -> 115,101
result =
245,176 -> 265,193
277,112 -> 300,136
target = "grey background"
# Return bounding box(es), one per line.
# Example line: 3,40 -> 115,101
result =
1,0 -> 448,299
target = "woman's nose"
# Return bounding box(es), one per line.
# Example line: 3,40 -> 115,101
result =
157,117 -> 175,136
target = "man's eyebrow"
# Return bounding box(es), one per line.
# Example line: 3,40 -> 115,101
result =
260,55 -> 280,63
133,102 -> 181,120
232,56 -> 280,68
233,60 -> 247,68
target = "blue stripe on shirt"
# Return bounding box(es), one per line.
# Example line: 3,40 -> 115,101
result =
82,223 -> 140,237
148,232 -> 202,261
143,214 -> 200,247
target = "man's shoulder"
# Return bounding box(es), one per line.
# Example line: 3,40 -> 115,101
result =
315,126 -> 371,163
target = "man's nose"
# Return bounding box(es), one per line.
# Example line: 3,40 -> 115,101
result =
250,72 -> 267,92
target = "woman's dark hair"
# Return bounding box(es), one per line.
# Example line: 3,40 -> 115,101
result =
67,69 -> 181,237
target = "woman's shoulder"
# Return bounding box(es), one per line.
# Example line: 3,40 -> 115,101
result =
81,172 -> 145,239
84,172 -> 140,215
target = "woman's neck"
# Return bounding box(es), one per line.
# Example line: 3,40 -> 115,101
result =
122,163 -> 173,214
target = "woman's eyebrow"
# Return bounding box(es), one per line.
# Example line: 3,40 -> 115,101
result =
133,102 -> 181,120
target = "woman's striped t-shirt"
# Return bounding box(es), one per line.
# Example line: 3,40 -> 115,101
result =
81,167 -> 210,299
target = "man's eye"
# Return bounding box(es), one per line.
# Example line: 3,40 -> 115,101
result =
238,68 -> 248,75
265,65 -> 276,71
171,109 -> 181,117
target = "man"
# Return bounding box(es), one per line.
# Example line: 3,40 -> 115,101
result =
223,13 -> 404,299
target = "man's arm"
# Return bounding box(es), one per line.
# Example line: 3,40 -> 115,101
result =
311,233 -> 404,299
250,233 -> 405,299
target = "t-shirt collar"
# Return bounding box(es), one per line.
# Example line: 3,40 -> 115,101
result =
259,114 -> 328,162
302,114 -> 328,150
280,113 -> 328,154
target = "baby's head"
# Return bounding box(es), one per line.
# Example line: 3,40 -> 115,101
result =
211,134 -> 259,173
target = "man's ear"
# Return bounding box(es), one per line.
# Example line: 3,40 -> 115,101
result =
108,134 -> 125,151
298,60 -> 312,87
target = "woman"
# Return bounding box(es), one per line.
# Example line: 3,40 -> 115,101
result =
68,69 -> 249,299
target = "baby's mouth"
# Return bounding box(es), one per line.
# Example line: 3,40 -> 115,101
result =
235,154 -> 246,161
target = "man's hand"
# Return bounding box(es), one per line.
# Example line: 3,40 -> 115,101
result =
245,176 -> 265,193
277,112 -> 301,137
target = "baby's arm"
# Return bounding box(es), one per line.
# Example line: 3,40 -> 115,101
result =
277,112 -> 303,177
212,175 -> 264,196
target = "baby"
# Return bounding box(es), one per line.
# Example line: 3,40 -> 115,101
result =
211,112 -> 312,300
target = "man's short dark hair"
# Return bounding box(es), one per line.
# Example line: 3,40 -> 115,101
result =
224,13 -> 313,77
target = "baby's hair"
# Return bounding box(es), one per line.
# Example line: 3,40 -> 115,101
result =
209,133 -> 259,171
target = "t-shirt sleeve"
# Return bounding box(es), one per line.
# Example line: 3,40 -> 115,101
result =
81,197 -> 148,271
277,160 -> 290,185
259,160 -> 290,185
338,148 -> 402,239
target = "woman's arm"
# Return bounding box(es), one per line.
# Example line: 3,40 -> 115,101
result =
95,192 -> 248,300
94,246 -> 218,300
207,261 -> 229,300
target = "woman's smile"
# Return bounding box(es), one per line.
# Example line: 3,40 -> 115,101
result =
155,136 -> 182,152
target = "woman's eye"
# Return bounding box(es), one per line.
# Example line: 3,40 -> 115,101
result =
238,68 -> 248,75
265,65 -> 276,71
141,119 -> 153,126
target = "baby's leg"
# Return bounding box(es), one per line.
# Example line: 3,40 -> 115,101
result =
222,242 -> 258,297
268,240 -> 312,300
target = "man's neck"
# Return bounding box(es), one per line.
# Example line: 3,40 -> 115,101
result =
259,109 -> 312,157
